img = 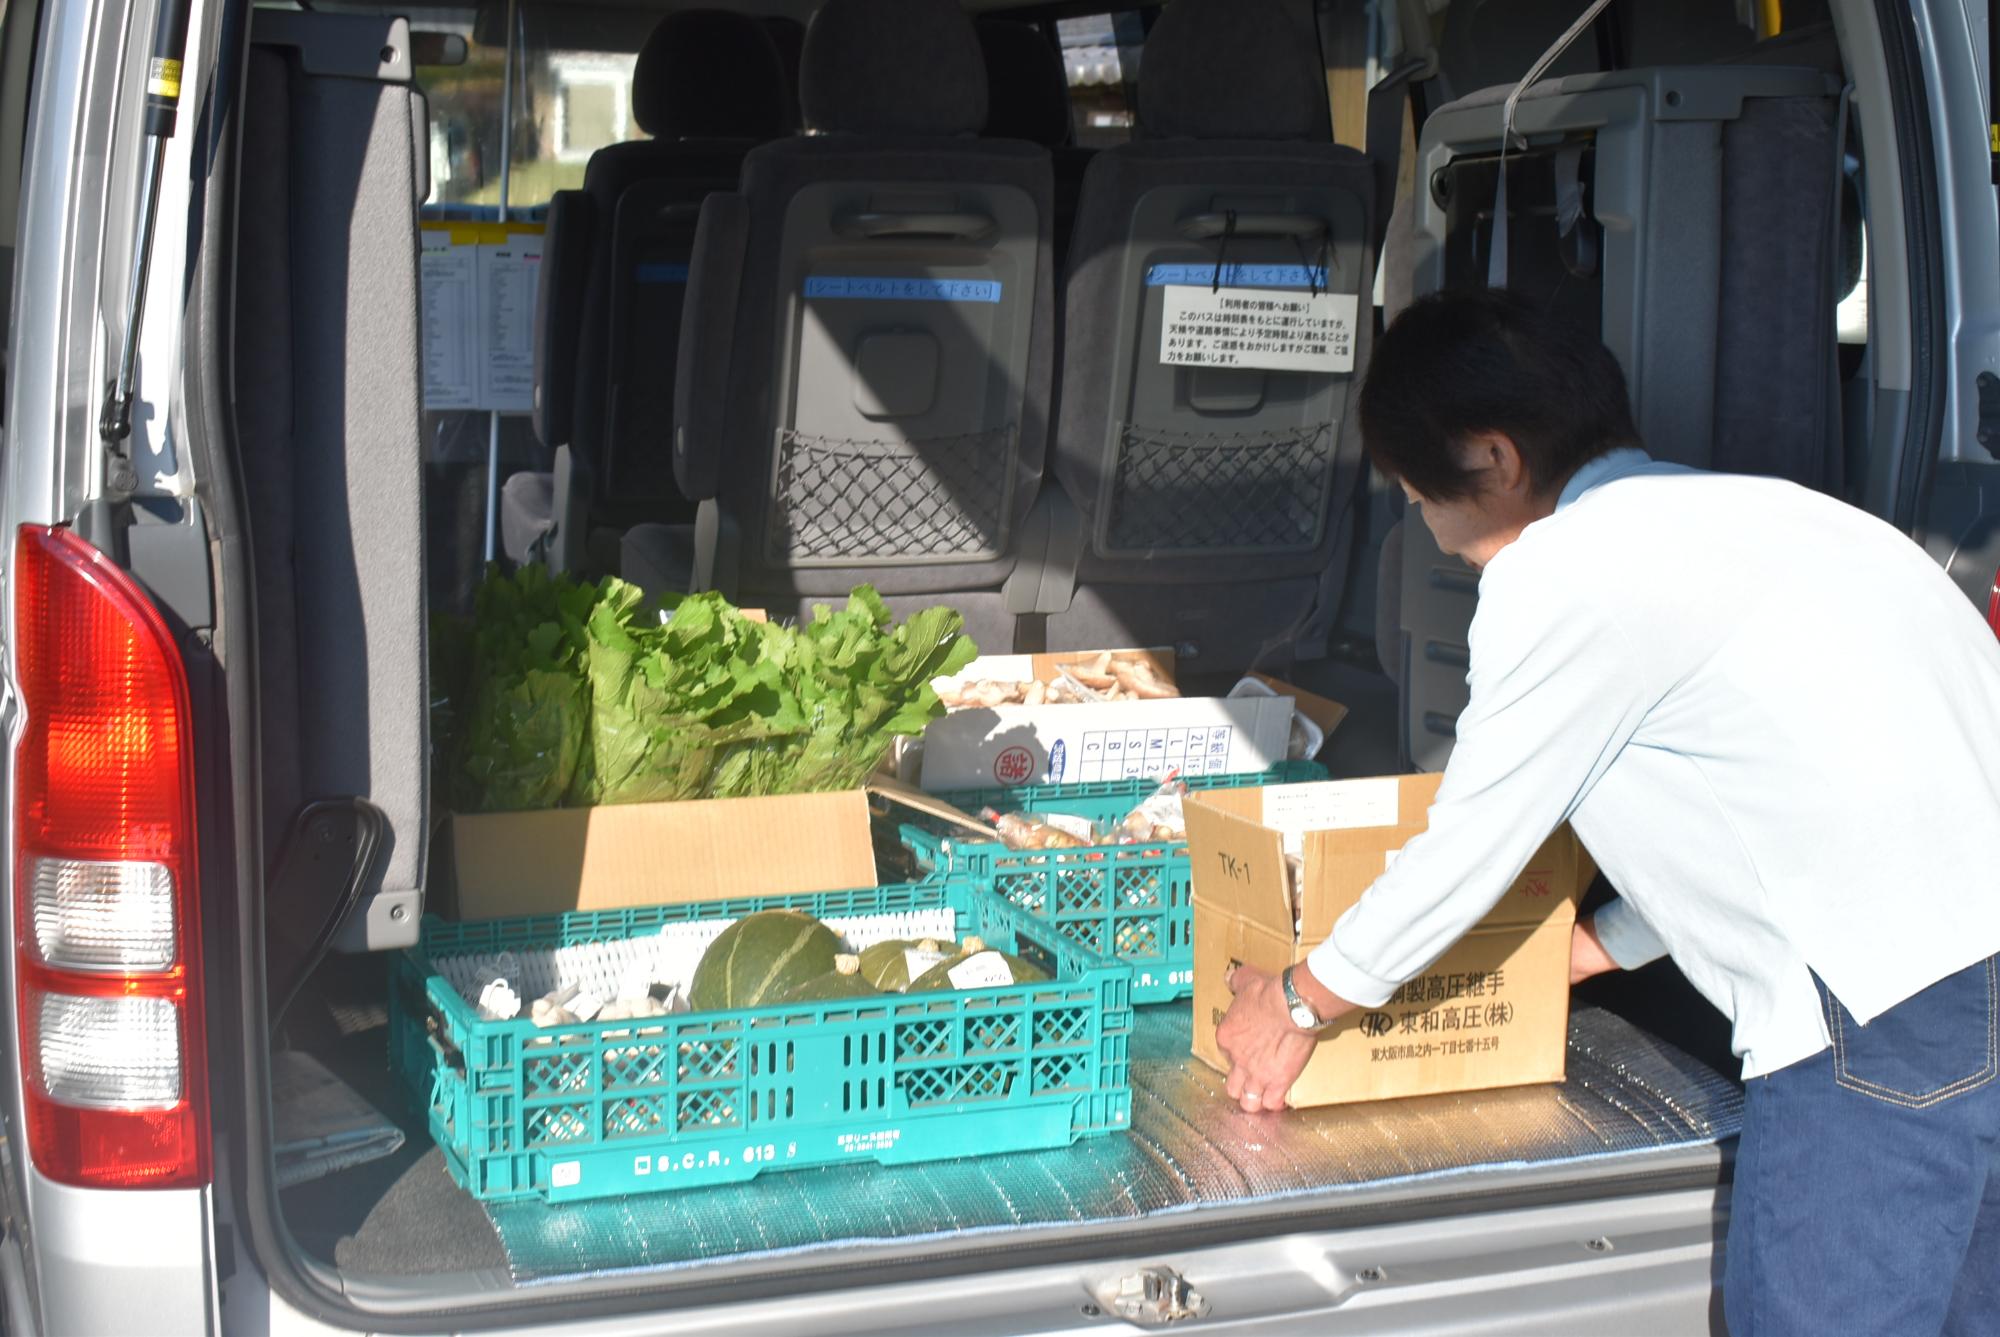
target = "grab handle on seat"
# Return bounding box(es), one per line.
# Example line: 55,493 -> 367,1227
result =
838,211 -> 997,242
1179,211 -> 1325,241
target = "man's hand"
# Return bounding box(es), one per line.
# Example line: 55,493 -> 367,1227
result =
1569,915 -> 1621,986
1217,964 -> 1333,1113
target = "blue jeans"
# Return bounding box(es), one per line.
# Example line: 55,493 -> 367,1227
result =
1725,954 -> 2000,1336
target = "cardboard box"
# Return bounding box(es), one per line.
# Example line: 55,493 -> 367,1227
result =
940,647 -> 1177,691
1244,671 -> 1349,738
918,694 -> 1297,790
450,789 -> 878,921
1184,774 -> 1594,1106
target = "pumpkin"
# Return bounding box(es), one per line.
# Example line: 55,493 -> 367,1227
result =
689,910 -> 840,1010
858,937 -> 951,992
781,954 -> 881,1004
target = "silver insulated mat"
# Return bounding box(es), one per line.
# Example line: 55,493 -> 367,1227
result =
485,1005 -> 1741,1283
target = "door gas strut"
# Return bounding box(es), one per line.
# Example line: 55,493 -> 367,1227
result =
99,0 -> 196,455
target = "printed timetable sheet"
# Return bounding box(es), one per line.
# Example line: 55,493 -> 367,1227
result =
420,221 -> 544,413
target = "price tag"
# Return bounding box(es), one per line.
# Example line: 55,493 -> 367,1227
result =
904,948 -> 951,979
948,951 -> 1016,990
1043,813 -> 1096,841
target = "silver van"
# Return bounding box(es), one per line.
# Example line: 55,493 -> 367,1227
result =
2,0 -> 1995,1332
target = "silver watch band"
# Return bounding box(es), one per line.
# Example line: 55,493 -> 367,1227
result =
1282,965 -> 1321,1027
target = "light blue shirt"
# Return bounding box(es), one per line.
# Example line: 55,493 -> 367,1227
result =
1307,449 -> 2000,1077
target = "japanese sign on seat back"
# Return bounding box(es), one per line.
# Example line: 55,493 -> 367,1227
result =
1150,263 -> 1359,375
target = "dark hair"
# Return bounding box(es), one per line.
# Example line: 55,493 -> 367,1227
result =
1358,287 -> 1641,501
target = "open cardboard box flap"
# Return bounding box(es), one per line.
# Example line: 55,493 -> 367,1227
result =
864,774 -> 992,836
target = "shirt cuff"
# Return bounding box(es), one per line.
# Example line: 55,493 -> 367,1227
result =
1305,931 -> 1403,1008
1591,897 -> 1668,970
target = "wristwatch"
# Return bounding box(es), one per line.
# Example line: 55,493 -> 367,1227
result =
1281,965 -> 1323,1031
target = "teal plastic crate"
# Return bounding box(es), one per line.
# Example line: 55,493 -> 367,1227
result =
390,882 -> 1134,1204
932,758 -> 1327,826
898,761 -> 1327,1003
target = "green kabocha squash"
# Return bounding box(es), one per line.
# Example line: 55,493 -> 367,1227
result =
858,937 -> 952,992
780,954 -> 881,1004
689,910 -> 840,1010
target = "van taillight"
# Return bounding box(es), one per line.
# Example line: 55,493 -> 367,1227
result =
1988,565 -> 2000,641
12,526 -> 208,1188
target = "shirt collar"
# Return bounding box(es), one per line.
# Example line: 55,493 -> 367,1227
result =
1557,447 -> 1655,511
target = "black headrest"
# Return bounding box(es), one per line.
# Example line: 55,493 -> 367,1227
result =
801,0 -> 988,137
631,10 -> 790,140
1137,0 -> 1328,141
977,20 -> 1072,147
763,15 -> 807,130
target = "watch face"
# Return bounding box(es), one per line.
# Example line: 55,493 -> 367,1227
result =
1290,1002 -> 1319,1029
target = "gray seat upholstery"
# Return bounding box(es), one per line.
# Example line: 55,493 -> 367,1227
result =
237,11 -> 429,950
511,10 -> 790,568
1386,65 -> 1844,771
1031,0 -> 1375,667
650,0 -> 1055,642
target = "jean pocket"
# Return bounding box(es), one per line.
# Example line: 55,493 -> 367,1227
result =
1828,956 -> 1999,1109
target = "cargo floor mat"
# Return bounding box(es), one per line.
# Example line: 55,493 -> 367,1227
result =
483,1004 -> 1742,1283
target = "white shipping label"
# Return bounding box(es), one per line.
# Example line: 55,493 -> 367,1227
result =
1264,778 -> 1402,857
551,1161 -> 581,1189
1158,285 -> 1359,374
947,951 -> 1016,990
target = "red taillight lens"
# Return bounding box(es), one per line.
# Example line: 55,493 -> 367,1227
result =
1988,564 -> 2000,642
13,526 -> 208,1188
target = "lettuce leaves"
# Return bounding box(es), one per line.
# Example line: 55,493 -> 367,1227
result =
435,569 -> 976,812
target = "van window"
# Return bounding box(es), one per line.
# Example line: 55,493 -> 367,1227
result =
1057,12 -> 1146,146
407,4 -> 649,214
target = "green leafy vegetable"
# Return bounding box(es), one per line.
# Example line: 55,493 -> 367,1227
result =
431,569 -> 977,811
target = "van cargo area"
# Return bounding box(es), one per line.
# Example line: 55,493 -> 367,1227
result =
227,0 -> 1803,1314
279,961 -> 1740,1288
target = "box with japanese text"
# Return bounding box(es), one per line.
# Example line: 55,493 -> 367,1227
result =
917,695 -> 1297,791
1184,774 -> 1594,1106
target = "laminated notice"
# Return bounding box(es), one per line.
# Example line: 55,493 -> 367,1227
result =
1158,285 -> 1358,374
947,951 -> 1016,990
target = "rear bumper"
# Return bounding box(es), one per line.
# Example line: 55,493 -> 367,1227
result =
23,1172 -> 213,1334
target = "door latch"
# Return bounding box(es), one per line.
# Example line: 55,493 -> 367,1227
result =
1975,371 -> 2000,462
1089,1265 -> 1210,1326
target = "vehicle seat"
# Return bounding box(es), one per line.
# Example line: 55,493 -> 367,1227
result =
647,0 -> 1055,646
1387,64 -> 1845,770
1028,0 -> 1376,669
512,10 -> 791,569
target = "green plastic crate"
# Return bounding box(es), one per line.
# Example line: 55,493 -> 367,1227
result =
390,882 -> 1134,1204
898,762 -> 1327,1003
